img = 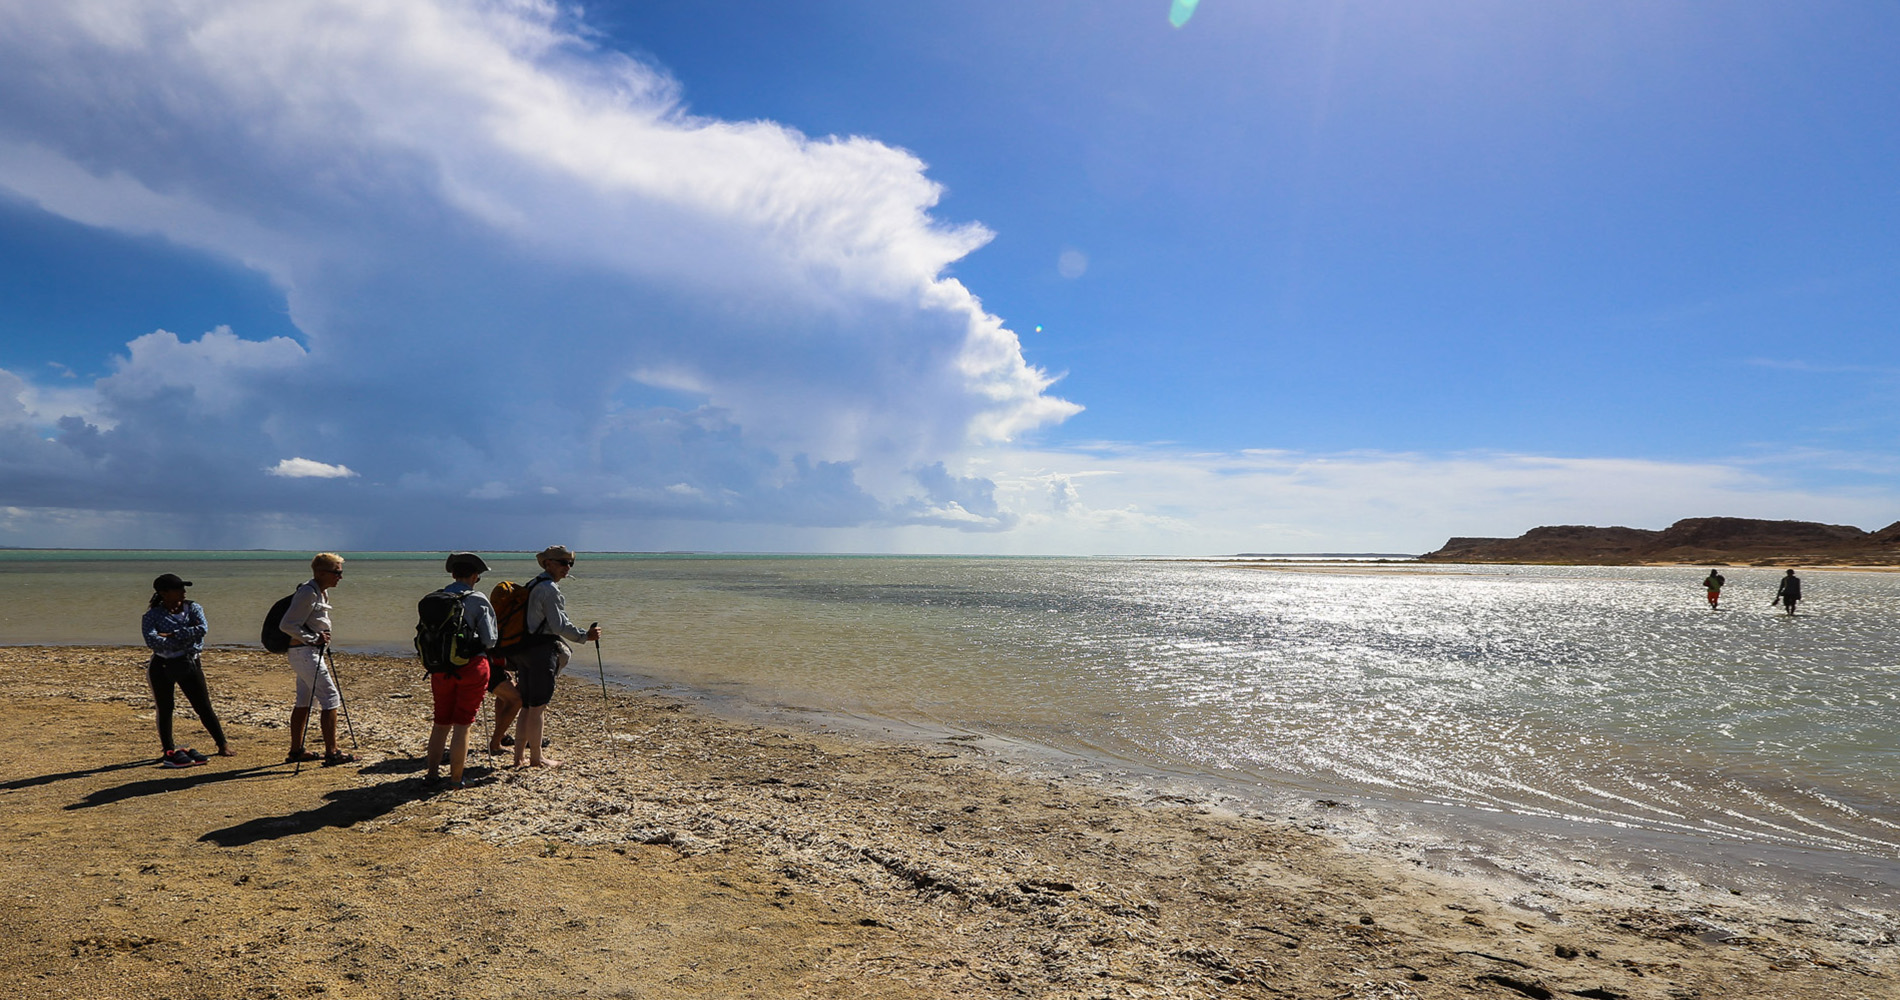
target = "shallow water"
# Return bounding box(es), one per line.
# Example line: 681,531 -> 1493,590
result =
5,551 -> 1897,884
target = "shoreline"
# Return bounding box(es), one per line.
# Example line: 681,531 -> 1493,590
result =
15,631 -> 1900,908
734,677 -> 1900,940
2,645 -> 1893,998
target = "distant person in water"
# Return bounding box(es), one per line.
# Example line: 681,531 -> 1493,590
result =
141,573 -> 232,766
1702,569 -> 1725,610
1773,569 -> 1802,615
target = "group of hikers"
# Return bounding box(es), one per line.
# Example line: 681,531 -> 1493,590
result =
1699,567 -> 1803,614
138,546 -> 602,789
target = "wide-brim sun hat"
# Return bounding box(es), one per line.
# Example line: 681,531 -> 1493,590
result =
445,552 -> 491,576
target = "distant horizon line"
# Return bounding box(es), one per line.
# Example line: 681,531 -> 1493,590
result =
0,547 -> 1424,560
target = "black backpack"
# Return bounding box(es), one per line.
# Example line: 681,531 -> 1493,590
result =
415,589 -> 483,673
260,593 -> 296,653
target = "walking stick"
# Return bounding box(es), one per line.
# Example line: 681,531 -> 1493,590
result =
591,623 -> 611,745
324,646 -> 361,749
294,700 -> 313,776
478,680 -> 490,741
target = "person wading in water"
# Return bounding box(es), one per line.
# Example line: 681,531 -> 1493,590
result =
1702,568 -> 1725,610
1773,568 -> 1802,616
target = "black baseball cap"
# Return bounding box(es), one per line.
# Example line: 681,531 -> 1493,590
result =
153,573 -> 192,591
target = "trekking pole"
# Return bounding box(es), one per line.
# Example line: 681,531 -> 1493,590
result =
324,646 -> 361,749
294,703 -> 313,776
478,682 -> 490,741
591,623 -> 611,745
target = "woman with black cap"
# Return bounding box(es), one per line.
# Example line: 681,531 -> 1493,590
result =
140,573 -> 232,766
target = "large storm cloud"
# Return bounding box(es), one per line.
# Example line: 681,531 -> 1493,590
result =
0,0 -> 1079,547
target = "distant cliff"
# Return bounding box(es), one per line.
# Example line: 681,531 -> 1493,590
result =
1419,517 -> 1900,565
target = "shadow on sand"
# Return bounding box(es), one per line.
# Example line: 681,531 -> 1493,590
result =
62,763 -> 292,810
3,758 -> 158,792
197,781 -> 415,847
196,758 -> 498,847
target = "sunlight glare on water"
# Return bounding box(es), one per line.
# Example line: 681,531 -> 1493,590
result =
607,558 -> 1900,860
2,552 -> 1896,861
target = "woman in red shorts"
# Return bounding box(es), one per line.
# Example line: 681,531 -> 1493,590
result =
424,553 -> 497,788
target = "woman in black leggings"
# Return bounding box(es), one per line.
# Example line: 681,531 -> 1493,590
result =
140,573 -> 232,765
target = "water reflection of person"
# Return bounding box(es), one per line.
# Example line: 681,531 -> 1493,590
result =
1701,568 -> 1725,610
140,573 -> 232,764
1774,569 -> 1802,616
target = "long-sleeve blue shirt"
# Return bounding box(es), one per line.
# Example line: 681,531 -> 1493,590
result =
142,601 -> 208,658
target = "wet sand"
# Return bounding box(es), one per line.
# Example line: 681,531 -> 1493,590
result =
1,645 -> 1892,999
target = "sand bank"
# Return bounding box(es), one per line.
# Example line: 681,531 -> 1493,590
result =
1,646 -> 1891,999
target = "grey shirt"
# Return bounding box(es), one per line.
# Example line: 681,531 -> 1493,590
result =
525,571 -> 588,643
444,580 -> 499,648
280,579 -> 331,646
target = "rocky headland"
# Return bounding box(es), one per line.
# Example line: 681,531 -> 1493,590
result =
1420,516 -> 1900,566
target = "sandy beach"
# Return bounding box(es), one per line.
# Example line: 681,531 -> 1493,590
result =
1,645 -> 1892,999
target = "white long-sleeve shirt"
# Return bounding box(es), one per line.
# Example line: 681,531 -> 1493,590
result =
279,579 -> 331,646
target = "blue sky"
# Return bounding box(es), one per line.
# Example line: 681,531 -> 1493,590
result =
1,1 -> 1897,554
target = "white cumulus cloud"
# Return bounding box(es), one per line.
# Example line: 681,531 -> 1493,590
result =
950,444 -> 1900,555
268,458 -> 359,480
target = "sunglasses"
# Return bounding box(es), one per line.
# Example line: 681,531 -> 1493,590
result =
551,559 -> 575,567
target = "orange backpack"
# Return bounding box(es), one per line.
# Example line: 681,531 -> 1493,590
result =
487,578 -> 549,653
